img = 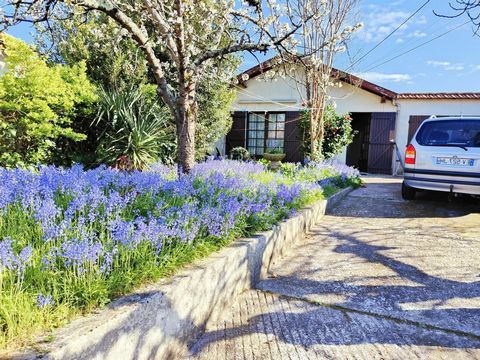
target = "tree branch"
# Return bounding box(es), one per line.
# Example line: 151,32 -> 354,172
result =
194,11 -> 312,66
83,2 -> 178,114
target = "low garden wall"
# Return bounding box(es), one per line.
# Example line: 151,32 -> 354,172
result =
31,187 -> 351,360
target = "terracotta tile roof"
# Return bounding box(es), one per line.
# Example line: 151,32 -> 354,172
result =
397,93 -> 480,100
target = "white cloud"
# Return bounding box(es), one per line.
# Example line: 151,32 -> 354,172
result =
407,30 -> 427,38
355,72 -> 412,83
416,16 -> 428,25
358,10 -> 411,43
396,38 -> 405,43
427,60 -> 464,71
427,60 -> 450,67
357,6 -> 429,43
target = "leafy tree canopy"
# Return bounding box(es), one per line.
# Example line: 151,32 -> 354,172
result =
0,34 -> 97,168
35,11 -> 237,160
36,12 -> 149,90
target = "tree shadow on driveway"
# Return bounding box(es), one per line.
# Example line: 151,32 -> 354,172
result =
260,230 -> 480,334
191,179 -> 480,356
192,230 -> 480,355
334,179 -> 480,219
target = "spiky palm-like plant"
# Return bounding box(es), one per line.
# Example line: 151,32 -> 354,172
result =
94,88 -> 175,170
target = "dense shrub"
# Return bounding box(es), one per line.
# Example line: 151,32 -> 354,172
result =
36,14 -> 237,162
0,35 -> 97,168
0,159 -> 359,348
300,104 -> 356,160
229,146 -> 250,160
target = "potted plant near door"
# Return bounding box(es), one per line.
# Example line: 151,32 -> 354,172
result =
263,147 -> 286,170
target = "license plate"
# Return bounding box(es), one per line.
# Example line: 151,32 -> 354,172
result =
436,157 -> 475,166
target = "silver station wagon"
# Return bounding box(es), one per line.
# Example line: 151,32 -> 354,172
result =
402,116 -> 480,200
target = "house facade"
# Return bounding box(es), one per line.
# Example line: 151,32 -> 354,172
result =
223,60 -> 480,174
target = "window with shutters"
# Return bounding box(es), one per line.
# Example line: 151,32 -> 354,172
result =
247,112 -> 285,155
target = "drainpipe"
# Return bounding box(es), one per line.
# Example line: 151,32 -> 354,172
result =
392,98 -> 403,176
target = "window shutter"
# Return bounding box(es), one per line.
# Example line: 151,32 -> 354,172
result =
284,111 -> 303,163
226,111 -> 246,154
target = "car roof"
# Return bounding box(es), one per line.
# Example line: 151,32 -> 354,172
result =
423,116 -> 480,122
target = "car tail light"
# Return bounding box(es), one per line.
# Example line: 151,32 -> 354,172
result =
405,144 -> 416,165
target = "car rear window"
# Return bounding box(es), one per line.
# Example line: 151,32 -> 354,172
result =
415,119 -> 480,148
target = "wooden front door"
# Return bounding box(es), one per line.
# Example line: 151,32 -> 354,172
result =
368,112 -> 396,174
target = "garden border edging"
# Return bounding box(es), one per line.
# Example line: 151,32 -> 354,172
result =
33,187 -> 351,360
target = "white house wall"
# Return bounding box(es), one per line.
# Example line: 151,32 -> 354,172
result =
330,82 -> 396,114
233,72 -> 396,114
232,73 -> 396,164
233,74 -> 304,112
395,99 -> 480,152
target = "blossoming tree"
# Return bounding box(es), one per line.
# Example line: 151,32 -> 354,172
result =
3,0 -> 315,172
284,0 -> 361,160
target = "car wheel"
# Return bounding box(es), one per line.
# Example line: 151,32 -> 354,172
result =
402,181 -> 416,200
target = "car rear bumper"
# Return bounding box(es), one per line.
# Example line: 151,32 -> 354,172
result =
404,174 -> 480,195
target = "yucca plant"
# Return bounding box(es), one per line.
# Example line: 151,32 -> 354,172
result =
94,87 -> 176,170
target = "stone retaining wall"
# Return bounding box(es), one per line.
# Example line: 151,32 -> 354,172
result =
32,187 -> 351,360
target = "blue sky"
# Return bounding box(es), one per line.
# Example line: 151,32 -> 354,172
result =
340,0 -> 480,93
4,0 -> 480,93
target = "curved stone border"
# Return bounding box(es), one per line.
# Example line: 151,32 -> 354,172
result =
27,187 -> 351,360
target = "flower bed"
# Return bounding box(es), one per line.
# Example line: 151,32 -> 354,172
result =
0,159 -> 360,349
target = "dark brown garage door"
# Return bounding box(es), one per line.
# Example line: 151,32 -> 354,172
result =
408,115 -> 430,143
368,112 -> 396,174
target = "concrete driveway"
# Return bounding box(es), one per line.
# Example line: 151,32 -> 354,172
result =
191,177 -> 480,359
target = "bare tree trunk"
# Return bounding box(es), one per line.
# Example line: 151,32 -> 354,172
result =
176,111 -> 196,174
175,80 -> 197,173
314,92 -> 327,159
309,110 -> 317,160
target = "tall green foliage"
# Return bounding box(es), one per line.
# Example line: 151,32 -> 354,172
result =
94,86 -> 176,169
36,13 -> 237,161
300,105 -> 356,160
36,12 -> 148,91
196,77 -> 236,158
0,35 -> 97,168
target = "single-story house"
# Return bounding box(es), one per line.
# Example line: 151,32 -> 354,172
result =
221,59 -> 480,174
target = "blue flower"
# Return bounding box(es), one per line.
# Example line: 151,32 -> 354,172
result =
37,294 -> 55,308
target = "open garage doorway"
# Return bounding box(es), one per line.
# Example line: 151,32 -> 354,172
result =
346,113 -> 371,172
346,112 -> 396,174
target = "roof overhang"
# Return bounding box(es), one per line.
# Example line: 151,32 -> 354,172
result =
236,58 -> 397,100
237,58 -> 480,102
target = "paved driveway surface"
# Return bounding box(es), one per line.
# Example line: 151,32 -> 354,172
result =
190,177 -> 480,359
